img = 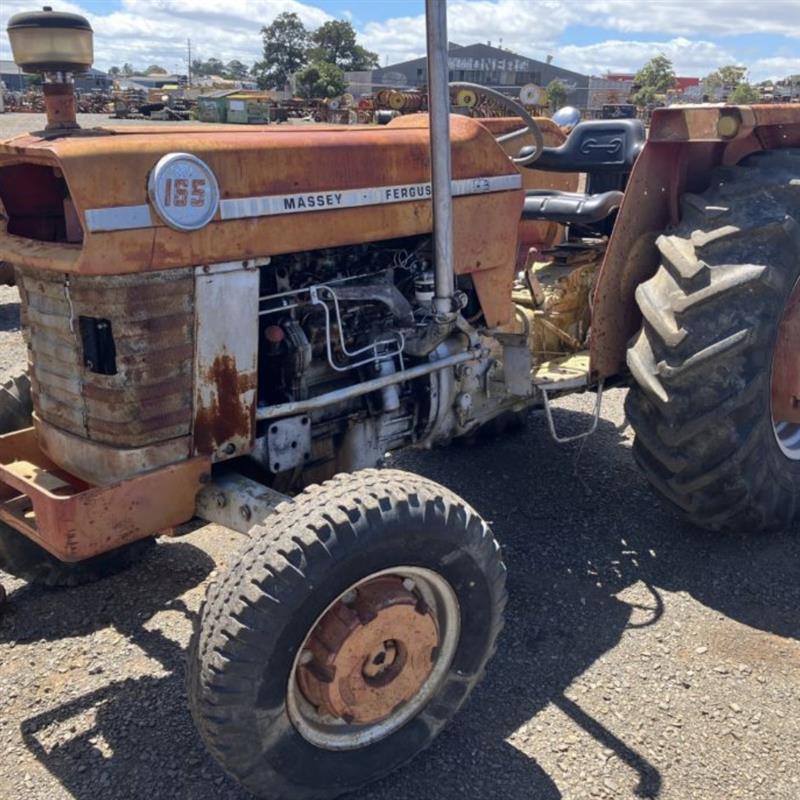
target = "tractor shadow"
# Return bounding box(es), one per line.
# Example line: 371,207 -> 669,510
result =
364,392 -> 800,799
5,392 -> 799,800
2,541 -> 240,799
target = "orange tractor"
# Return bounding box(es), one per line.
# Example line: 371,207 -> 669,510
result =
1,5 -> 799,799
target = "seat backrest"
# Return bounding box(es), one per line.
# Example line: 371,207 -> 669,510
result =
522,119 -> 646,174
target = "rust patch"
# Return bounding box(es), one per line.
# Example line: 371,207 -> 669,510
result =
193,354 -> 254,455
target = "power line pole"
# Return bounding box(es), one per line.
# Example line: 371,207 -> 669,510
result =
187,38 -> 192,86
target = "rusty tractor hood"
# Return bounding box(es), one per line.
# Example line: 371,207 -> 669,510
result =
0,116 -> 523,278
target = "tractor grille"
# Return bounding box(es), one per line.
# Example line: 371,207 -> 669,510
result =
18,267 -> 195,449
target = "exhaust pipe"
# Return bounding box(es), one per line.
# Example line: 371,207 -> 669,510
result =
425,0 -> 456,319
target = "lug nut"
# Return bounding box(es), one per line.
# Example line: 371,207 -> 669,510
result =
299,649 -> 313,665
402,578 -> 416,592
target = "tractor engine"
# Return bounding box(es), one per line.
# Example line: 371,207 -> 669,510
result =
250,237 -> 515,490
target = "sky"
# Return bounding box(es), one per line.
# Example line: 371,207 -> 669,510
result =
2,0 -> 800,83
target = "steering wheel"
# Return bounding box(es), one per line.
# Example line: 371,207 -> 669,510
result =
449,81 -> 545,166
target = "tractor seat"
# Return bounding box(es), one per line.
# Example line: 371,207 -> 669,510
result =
522,189 -> 623,225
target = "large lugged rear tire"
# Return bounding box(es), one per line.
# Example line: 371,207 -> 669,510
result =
187,468 -> 507,800
626,149 -> 800,533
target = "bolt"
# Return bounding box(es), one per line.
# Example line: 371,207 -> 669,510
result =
215,492 -> 227,509
299,649 -> 313,665
224,442 -> 237,455
239,505 -> 252,522
402,578 -> 416,593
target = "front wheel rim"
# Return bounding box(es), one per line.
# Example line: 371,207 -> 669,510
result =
286,566 -> 460,751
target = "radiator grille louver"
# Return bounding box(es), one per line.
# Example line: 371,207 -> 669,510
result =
18,267 -> 195,449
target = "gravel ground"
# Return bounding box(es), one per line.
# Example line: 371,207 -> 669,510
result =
1,113 -> 799,800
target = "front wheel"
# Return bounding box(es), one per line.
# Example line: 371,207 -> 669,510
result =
187,469 -> 507,799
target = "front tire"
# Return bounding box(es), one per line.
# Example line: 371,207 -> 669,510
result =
626,149 -> 800,533
0,372 -> 32,435
187,469 -> 507,799
0,525 -> 156,588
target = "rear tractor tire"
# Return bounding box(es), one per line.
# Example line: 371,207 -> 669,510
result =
626,149 -> 800,533
187,468 -> 507,799
0,370 -> 155,587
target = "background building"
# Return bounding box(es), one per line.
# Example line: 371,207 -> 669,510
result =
366,43 -> 589,108
0,61 -> 111,92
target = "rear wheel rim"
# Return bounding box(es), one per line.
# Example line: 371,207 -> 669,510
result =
286,566 -> 460,751
773,420 -> 800,460
772,278 -> 800,461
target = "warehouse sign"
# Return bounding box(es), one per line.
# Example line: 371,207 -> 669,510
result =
448,56 -> 534,72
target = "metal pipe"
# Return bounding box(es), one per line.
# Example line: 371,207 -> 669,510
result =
256,350 -> 475,421
425,0 -> 455,317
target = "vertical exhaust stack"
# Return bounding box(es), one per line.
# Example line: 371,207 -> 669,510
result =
7,6 -> 94,132
425,0 -> 456,319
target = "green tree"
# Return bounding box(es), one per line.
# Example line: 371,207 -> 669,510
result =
729,82 -> 760,104
145,64 -> 167,74
309,19 -> 379,71
704,65 -> 747,94
296,61 -> 346,100
631,55 -> 676,107
546,79 -> 567,111
108,65 -> 121,77
121,63 -> 135,77
225,59 -> 250,81
253,12 -> 309,90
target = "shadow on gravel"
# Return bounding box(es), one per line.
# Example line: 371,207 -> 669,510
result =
4,541 -> 229,799
8,399 -> 800,800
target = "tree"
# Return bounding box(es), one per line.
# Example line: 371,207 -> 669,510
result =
729,82 -> 760,104
253,12 -> 309,90
631,55 -> 676,107
145,64 -> 167,74
295,61 -> 346,100
546,79 -> 567,111
226,60 -> 250,81
121,63 -> 135,77
704,65 -> 747,94
309,20 -> 379,71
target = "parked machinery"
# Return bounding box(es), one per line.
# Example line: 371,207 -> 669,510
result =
1,5 -> 800,799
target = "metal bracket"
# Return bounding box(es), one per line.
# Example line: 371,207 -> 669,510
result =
541,380 -> 605,444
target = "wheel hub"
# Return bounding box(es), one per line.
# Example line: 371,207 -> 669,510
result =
296,576 -> 440,725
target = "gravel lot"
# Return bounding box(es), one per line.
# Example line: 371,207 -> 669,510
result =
1,113 -> 799,800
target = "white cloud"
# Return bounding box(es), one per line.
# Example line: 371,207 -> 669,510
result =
750,57 -> 800,83
0,0 -> 332,71
362,0 -> 577,66
1,0 -> 799,81
583,0 -> 800,39
556,37 -> 738,78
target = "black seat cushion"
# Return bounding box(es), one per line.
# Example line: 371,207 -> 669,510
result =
522,189 -> 623,225
520,119 -> 645,174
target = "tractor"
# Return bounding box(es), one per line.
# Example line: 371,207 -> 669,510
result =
1,4 -> 799,799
